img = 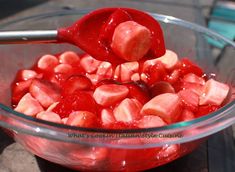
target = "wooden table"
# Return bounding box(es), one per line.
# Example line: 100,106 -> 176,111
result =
0,0 -> 235,172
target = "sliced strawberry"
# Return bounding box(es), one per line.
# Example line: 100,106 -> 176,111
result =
80,54 -> 101,73
178,89 -> 199,112
183,73 -> 205,85
141,93 -> 181,123
96,61 -> 113,80
140,73 -> 148,83
37,54 -> 59,71
111,21 -> 152,61
54,64 -> 73,74
101,109 -> 115,126
125,81 -> 151,104
30,79 -> 61,108
155,49 -> 178,70
53,91 -> 97,118
14,93 -> 43,116
93,84 -> 129,106
113,98 -> 142,123
137,115 -> 167,128
113,65 -> 121,80
18,70 -> 38,81
178,58 -> 203,76
62,75 -> 92,95
120,62 -> 139,82
105,121 -> 137,129
12,79 -> 33,105
36,111 -> 62,123
58,51 -> 80,65
150,81 -> 175,97
199,79 -> 230,106
66,111 -> 98,128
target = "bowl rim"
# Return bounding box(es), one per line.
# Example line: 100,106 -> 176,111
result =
0,9 -> 235,145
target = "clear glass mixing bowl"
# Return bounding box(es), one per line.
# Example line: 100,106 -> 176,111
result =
0,9 -> 235,171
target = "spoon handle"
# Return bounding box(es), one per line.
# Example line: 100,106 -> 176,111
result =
0,30 -> 58,44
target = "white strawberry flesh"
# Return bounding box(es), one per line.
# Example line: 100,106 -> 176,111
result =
54,64 -> 73,74
111,21 -> 152,61
199,79 -> 230,106
20,70 -> 38,81
113,98 -> 142,123
14,93 -> 43,116
155,49 -> 178,70
141,93 -> 181,123
93,84 -> 129,106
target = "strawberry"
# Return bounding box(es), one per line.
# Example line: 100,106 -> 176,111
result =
62,75 -> 92,95
14,93 -> 43,116
113,98 -> 142,123
46,102 -> 59,112
131,73 -> 140,81
37,54 -> 59,71
66,111 -> 99,128
100,109 -> 115,126
36,111 -> 62,123
61,117 -> 68,124
125,81 -> 151,104
137,115 -> 166,128
12,79 -> 33,105
93,84 -> 129,106
111,21 -> 152,61
29,79 -> 61,108
53,91 -> 97,118
80,54 -> 101,73
141,93 -> 182,123
58,51 -> 80,65
199,79 -> 230,106
150,81 -> 175,97
178,89 -> 199,112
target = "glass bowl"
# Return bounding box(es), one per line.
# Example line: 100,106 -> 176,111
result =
0,9 -> 235,171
